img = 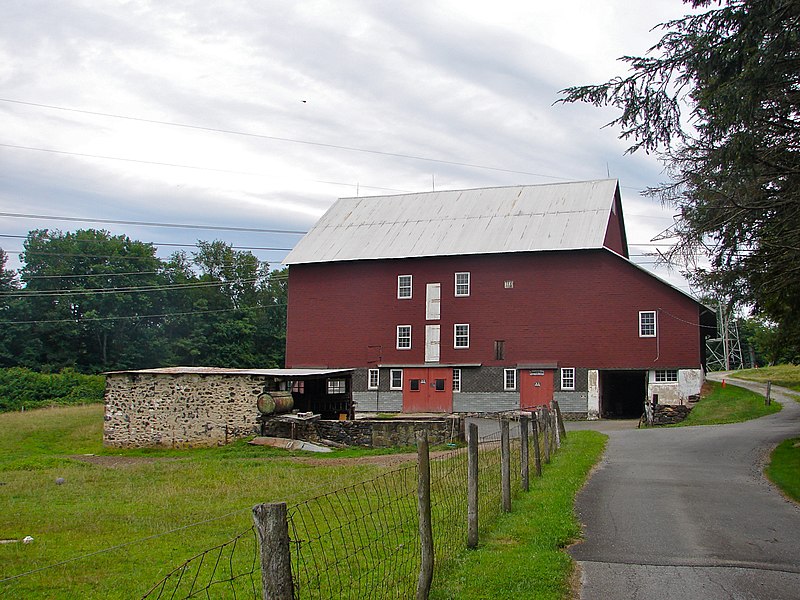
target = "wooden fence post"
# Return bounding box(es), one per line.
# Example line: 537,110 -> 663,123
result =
520,415 -> 529,492
552,409 -> 561,450
501,419 -> 511,512
531,413 -> 542,477
765,380 -> 772,406
252,502 -> 294,600
416,430 -> 434,600
542,409 -> 551,464
467,423 -> 479,549
553,400 -> 567,440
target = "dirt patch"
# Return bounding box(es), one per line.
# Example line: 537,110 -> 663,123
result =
69,454 -> 173,468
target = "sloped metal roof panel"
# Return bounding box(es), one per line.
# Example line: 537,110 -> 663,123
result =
284,179 -> 620,264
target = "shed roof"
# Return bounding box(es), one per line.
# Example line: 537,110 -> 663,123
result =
284,179 -> 621,265
105,367 -> 352,379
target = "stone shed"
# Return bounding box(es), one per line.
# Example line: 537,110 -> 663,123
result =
103,366 -> 353,448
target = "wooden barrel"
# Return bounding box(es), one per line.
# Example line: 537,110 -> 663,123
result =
257,391 -> 294,415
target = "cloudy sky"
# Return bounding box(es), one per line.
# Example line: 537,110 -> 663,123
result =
1,0 -> 699,291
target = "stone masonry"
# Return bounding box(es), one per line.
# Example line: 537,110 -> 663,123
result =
104,372 -> 264,448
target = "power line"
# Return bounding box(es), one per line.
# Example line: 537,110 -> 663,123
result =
0,142 -> 411,194
0,278 -> 267,298
0,303 -> 286,325
0,97 -> 575,181
0,212 -> 308,234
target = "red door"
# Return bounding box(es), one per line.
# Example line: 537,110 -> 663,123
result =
520,369 -> 554,410
403,368 -> 453,413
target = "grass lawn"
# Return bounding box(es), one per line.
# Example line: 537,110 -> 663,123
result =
0,405 -> 409,599
676,380 -> 780,426
1,405 -> 608,600
430,430 -> 607,600
766,437 -> 800,503
732,364 -> 800,393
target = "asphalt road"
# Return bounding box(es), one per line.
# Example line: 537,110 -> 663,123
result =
568,374 -> 800,599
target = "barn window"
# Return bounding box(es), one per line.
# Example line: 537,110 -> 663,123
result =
410,379 -> 421,391
455,272 -> 470,296
397,275 -> 412,299
396,325 -> 412,349
327,379 -> 346,394
390,369 -> 403,390
655,370 -> 678,383
639,311 -> 657,337
494,340 -> 505,361
452,368 -> 462,392
454,324 -> 470,348
368,369 -> 379,390
504,368 -> 516,390
561,368 -> 575,390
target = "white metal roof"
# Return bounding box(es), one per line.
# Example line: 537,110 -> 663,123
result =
284,179 -> 620,264
105,367 -> 353,378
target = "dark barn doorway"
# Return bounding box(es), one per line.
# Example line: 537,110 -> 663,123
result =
600,370 -> 646,418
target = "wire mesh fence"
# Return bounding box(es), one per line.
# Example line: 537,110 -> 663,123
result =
141,526 -> 259,600
142,408 -> 563,600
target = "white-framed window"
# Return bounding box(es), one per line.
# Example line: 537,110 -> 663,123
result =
327,378 -> 346,394
452,368 -> 462,393
368,368 -> 379,390
390,369 -> 403,390
655,369 -> 678,383
397,275 -> 412,299
396,325 -> 412,350
504,368 -> 516,390
639,311 -> 657,337
561,367 -> 575,391
504,280 -> 514,289
455,272 -> 470,297
454,323 -> 470,348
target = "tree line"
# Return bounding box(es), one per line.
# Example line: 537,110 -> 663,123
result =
0,229 -> 287,374
560,0 -> 800,363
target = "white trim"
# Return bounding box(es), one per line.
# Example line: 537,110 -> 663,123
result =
396,325 -> 412,350
504,368 -> 516,390
367,368 -> 379,390
390,369 -> 403,390
452,368 -> 462,393
454,323 -> 470,348
397,274 -> 412,299
455,272 -> 470,297
561,367 -> 575,391
639,310 -> 657,337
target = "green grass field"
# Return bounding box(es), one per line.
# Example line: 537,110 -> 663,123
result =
0,405 -> 405,599
766,437 -> 800,503
0,405 -> 606,599
732,364 -> 800,393
430,430 -> 606,600
675,380 -> 781,426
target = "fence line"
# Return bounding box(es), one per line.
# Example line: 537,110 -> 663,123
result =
142,407 -> 565,599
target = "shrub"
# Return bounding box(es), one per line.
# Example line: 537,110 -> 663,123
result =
0,367 -> 105,412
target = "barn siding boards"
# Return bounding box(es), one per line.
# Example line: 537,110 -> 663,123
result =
285,249 -> 705,371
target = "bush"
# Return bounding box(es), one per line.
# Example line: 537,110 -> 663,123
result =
0,367 -> 105,412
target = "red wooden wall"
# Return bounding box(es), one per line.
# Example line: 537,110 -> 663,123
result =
285,249 -> 705,370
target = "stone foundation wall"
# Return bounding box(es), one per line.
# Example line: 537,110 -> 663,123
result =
260,416 -> 464,448
104,373 -> 263,448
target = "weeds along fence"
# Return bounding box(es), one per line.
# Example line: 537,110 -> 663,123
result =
142,404 -> 567,600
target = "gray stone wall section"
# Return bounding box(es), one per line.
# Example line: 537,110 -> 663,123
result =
463,367 -> 505,392
453,392 -> 519,413
554,391 -> 588,413
261,417 -> 463,448
353,391 -> 402,413
104,373 -> 262,448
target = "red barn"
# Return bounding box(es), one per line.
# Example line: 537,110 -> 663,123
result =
284,180 -> 715,419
